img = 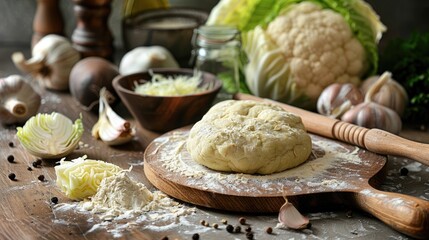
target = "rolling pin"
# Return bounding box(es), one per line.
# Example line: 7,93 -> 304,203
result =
234,93 -> 429,166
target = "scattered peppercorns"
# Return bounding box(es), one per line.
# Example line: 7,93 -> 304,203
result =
239,217 -> 246,225
51,197 -> 59,204
192,233 -> 200,240
38,175 -> 45,182
265,227 -> 273,234
234,225 -> 241,233
245,232 -> 254,240
7,155 -> 14,163
226,224 -> 234,233
8,173 -> 16,181
212,223 -> 219,229
400,167 -> 409,176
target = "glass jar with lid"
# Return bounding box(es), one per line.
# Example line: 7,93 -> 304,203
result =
191,25 -> 242,98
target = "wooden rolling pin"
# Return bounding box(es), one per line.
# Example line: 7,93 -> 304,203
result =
234,93 -> 429,166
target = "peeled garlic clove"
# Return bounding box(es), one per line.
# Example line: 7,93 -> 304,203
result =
0,75 -> 41,125
12,34 -> 80,91
278,198 -> 310,230
360,71 -> 408,116
341,102 -> 402,134
317,83 -> 363,119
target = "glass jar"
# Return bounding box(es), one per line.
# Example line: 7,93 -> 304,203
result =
191,25 -> 242,98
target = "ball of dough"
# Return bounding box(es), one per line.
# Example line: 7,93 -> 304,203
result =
187,100 -> 312,174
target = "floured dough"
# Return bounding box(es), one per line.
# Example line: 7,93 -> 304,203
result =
187,100 -> 312,174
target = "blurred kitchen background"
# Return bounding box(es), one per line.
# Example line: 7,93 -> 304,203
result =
0,0 -> 428,52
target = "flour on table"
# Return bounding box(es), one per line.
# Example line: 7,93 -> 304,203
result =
52,171 -> 196,237
78,171 -> 194,221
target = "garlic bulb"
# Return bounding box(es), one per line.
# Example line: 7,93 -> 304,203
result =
317,83 -> 363,118
360,72 -> 408,116
12,34 -> 80,91
341,72 -> 402,134
119,46 -> 179,75
91,88 -> 134,145
0,75 -> 41,125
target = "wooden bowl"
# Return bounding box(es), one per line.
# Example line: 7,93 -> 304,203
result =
112,68 -> 222,133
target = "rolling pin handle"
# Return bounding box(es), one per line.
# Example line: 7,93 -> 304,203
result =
364,129 -> 429,166
353,188 -> 429,239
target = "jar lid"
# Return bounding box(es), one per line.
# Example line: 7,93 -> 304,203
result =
193,25 -> 240,47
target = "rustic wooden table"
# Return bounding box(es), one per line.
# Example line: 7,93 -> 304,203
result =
0,46 -> 428,240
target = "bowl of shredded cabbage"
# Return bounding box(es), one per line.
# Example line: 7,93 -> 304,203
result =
113,68 -> 222,132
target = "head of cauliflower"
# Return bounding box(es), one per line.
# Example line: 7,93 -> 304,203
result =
244,2 -> 367,109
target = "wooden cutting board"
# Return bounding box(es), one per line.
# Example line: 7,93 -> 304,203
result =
144,127 -> 429,239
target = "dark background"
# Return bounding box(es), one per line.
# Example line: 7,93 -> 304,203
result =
0,0 -> 427,52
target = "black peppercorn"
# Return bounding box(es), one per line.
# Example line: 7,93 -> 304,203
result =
35,159 -> 42,165
160,237 -> 168,240
200,220 -> 206,226
212,223 -> 219,229
400,167 -> 409,176
51,197 -> 58,204
32,161 -> 38,168
234,225 -> 241,233
226,224 -> 234,233
8,173 -> 16,181
265,226 -> 273,234
192,233 -> 200,240
38,175 -> 45,182
239,217 -> 246,225
246,232 -> 254,240
221,219 -> 228,224
7,155 -> 14,163
9,142 -> 14,147
27,166 -> 32,171
245,226 -> 252,232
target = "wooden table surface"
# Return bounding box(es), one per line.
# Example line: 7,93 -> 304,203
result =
1,46 -> 428,240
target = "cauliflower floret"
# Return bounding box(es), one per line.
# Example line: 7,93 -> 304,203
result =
245,2 -> 366,108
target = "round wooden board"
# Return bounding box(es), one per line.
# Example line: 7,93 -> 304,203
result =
144,127 -> 386,213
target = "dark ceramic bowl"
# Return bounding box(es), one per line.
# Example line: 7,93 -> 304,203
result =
113,68 -> 222,133
122,8 -> 208,67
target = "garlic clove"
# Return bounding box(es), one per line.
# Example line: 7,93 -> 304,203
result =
278,198 -> 310,230
92,88 -> 134,146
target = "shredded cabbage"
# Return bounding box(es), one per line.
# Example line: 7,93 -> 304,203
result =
55,155 -> 123,200
16,112 -> 84,159
134,72 -> 208,96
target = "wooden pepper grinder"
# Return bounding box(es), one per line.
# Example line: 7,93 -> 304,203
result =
71,0 -> 114,61
32,0 -> 64,48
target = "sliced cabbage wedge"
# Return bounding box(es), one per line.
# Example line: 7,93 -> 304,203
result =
16,112 -> 84,159
55,155 -> 123,200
